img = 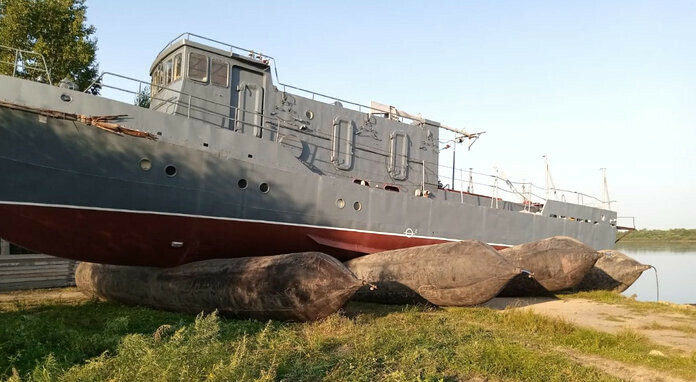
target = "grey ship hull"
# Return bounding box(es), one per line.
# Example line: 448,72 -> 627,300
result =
0,76 -> 616,266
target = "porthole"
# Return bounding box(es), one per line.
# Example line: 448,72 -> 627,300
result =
353,201 -> 362,211
238,179 -> 248,189
259,182 -> 269,193
164,165 -> 177,177
139,158 -> 152,171
305,110 -> 314,120
60,94 -> 72,102
336,198 -> 345,209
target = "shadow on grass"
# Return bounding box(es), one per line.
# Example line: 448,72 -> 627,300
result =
341,300 -> 439,319
480,295 -> 560,310
0,299 -> 274,379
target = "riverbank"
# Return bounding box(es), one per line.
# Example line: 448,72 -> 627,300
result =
618,229 -> 696,243
2,288 -> 695,381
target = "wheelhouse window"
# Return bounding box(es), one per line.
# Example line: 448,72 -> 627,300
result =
164,59 -> 173,85
173,53 -> 182,81
211,59 -> 229,87
151,69 -> 158,96
151,63 -> 164,95
188,52 -> 208,82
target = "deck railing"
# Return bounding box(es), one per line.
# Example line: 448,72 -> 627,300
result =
157,33 -> 445,126
0,45 -> 52,85
435,162 -> 613,210
84,70 -> 612,211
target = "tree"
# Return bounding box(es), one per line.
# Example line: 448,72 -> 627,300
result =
0,0 -> 99,93
134,86 -> 151,109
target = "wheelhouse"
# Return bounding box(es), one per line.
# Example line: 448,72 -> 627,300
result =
148,38 -> 272,134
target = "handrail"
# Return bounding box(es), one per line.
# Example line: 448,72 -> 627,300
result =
0,45 -> 52,85
157,32 -> 276,62
436,162 -> 612,208
87,72 -> 274,127
278,82 -> 376,113
436,163 -> 610,206
155,33 -> 464,130
84,70 -> 612,211
157,32 -> 281,83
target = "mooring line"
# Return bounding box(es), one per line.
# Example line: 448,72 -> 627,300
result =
650,265 -> 659,302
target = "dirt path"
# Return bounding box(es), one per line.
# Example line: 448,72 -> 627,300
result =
558,348 -> 690,382
0,287 -> 87,310
484,297 -> 696,352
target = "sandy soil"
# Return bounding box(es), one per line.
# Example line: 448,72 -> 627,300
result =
484,297 -> 696,353
558,348 -> 690,382
483,297 -> 696,381
0,287 -> 87,310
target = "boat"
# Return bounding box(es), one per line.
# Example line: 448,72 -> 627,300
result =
0,33 -> 618,267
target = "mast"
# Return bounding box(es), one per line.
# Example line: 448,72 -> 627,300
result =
601,168 -> 611,210
543,155 -> 558,200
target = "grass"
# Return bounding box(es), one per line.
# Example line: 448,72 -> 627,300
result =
617,228 -> 696,243
1,289 -> 695,381
640,321 -> 696,335
559,290 -> 696,318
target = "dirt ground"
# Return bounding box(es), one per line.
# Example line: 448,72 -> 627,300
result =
484,297 -> 696,382
0,287 -> 86,310
484,297 -> 696,352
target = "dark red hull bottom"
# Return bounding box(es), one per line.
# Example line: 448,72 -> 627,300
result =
0,203 -> 507,267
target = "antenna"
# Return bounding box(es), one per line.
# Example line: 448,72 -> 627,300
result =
543,155 -> 557,200
451,134 -> 466,189
467,168 -> 474,193
491,167 -> 500,209
601,168 -> 611,210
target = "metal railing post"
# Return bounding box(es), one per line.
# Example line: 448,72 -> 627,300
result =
12,50 -> 18,77
187,95 -> 191,118
40,54 -> 52,85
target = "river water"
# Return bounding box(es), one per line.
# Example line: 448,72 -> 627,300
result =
617,243 -> 696,304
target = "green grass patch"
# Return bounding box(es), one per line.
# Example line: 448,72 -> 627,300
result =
461,308 -> 695,378
640,321 -> 696,334
617,228 -> 696,243
559,290 -> 696,318
0,298 -> 194,379
2,290 -> 695,381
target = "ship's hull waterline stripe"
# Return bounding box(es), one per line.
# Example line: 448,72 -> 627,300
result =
0,200 -> 513,248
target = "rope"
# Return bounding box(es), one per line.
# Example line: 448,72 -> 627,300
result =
650,265 -> 660,302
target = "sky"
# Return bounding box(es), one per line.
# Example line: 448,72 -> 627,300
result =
85,1 -> 695,229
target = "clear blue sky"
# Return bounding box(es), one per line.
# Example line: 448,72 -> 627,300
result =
86,1 -> 695,229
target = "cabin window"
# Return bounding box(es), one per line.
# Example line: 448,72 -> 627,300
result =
152,63 -> 164,95
158,63 -> 165,90
188,52 -> 208,82
211,59 -> 229,87
151,70 -> 158,96
164,59 -> 173,85
173,53 -> 182,81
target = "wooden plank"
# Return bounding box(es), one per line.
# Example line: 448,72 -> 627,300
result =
0,254 -> 69,261
2,269 -> 75,278
0,280 -> 76,292
2,275 -> 72,283
0,266 -> 73,274
0,259 -> 73,266
0,253 -> 77,291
